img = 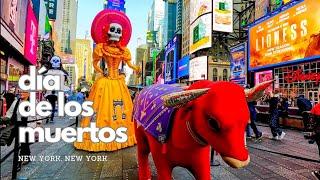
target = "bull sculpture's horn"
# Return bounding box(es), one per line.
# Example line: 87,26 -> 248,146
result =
162,88 -> 210,108
245,80 -> 274,102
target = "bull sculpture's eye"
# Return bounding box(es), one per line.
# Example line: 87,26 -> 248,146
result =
208,117 -> 220,132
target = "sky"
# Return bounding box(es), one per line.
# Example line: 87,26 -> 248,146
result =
76,0 -> 153,63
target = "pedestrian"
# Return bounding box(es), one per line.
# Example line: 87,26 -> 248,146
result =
5,90 -> 31,170
46,91 -> 58,123
3,87 -> 16,110
279,94 -> 289,119
246,100 -> 263,139
297,95 -> 312,126
268,91 -> 286,140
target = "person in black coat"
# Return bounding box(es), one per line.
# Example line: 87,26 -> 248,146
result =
268,92 -> 285,140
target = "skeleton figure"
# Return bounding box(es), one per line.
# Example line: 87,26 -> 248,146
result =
50,56 -> 61,69
108,23 -> 122,42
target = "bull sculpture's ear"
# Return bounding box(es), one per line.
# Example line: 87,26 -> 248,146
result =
162,88 -> 210,108
245,80 -> 274,102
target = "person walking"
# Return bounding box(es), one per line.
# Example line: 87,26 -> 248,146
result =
46,91 -> 58,123
268,91 -> 285,140
246,100 -> 263,139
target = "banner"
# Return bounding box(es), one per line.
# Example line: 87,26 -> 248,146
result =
178,55 -> 190,78
189,0 -> 212,24
190,13 -> 212,54
24,2 -> 39,65
1,0 -> 28,47
189,56 -> 207,81
230,43 -> 247,86
255,70 -> 273,93
44,0 -> 57,20
249,0 -> 320,70
255,0 -> 270,20
212,0 -> 233,32
164,35 -> 181,84
105,0 -> 126,12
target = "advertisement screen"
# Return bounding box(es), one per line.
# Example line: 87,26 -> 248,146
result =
1,0 -> 28,43
24,1 -> 38,65
212,0 -> 233,32
155,55 -> 165,84
249,0 -> 320,70
165,49 -> 175,83
189,0 -> 212,24
230,43 -> 247,86
178,55 -> 190,78
190,13 -> 212,54
255,70 -> 273,93
255,0 -> 270,20
164,35 -> 181,84
189,56 -> 208,81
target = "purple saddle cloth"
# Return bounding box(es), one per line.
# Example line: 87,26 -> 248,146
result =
133,84 -> 183,143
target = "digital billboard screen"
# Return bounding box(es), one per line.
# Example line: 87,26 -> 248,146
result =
164,35 -> 181,84
212,0 -> 233,32
255,70 -> 273,93
189,0 -> 212,24
249,0 -> 320,70
230,43 -> 247,86
255,0 -> 270,20
190,13 -> 212,54
178,55 -> 190,78
189,56 -> 208,81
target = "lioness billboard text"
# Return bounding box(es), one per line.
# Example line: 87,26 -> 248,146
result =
249,0 -> 320,70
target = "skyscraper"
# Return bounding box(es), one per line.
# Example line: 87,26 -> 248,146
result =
176,0 -> 183,34
54,0 -> 78,55
181,0 -> 190,57
75,39 -> 93,83
162,0 -> 177,46
147,0 -> 165,47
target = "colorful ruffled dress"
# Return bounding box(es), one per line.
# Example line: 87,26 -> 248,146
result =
74,43 -> 138,151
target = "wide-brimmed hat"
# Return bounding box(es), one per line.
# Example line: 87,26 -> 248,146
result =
91,9 -> 132,46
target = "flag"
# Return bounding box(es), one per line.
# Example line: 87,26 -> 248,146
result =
44,14 -> 51,39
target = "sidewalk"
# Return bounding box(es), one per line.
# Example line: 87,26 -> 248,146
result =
1,121 -> 319,179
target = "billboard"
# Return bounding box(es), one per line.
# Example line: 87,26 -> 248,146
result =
212,0 -> 233,32
24,1 -> 39,65
44,0 -> 57,20
190,13 -> 212,54
155,52 -> 165,84
189,0 -> 212,24
189,56 -> 208,81
178,55 -> 190,78
164,35 -> 181,84
270,0 -> 283,12
1,0 -> 28,47
105,0 -> 126,12
255,0 -> 270,20
249,0 -> 320,70
230,43 -> 247,86
255,70 -> 273,93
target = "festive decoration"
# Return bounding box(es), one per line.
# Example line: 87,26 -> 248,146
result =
74,9 -> 140,152
134,80 -> 272,179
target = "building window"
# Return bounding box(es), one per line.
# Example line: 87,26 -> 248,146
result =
213,68 -> 218,81
223,69 -> 228,81
274,61 -> 320,107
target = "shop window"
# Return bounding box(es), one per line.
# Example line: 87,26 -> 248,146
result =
223,69 -> 228,81
212,68 -> 218,81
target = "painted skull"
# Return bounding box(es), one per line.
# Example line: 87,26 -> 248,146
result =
108,23 -> 122,41
50,56 -> 61,69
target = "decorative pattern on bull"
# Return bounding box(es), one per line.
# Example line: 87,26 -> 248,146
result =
133,80 -> 273,180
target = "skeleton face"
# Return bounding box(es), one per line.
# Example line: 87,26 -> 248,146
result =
50,56 -> 61,69
108,23 -> 122,42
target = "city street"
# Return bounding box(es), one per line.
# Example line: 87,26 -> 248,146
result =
1,117 -> 319,180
